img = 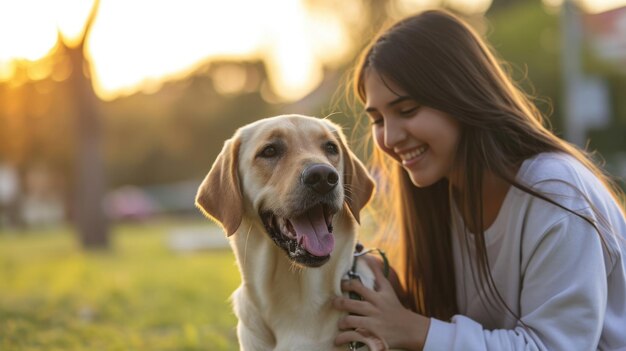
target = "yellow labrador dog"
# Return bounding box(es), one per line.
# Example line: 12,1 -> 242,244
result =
196,114 -> 377,350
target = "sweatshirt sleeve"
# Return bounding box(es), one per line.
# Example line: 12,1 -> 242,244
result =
423,213 -> 608,351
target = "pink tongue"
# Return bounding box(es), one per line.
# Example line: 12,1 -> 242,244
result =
290,204 -> 334,257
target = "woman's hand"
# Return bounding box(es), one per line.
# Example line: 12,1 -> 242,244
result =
333,255 -> 430,351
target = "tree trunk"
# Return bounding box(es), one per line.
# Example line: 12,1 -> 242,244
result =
65,0 -> 109,249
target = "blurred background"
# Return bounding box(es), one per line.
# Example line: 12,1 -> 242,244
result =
1,0 -> 625,349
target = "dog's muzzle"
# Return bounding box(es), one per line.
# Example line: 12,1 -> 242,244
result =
259,163 -> 342,267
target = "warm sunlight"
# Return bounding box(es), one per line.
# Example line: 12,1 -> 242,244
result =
0,0 -> 352,101
87,0 -> 264,100
1,0 -> 625,101
0,0 -> 93,77
86,0 -> 354,101
0,2 -> 55,61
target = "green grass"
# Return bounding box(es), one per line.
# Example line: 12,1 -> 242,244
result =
0,220 -> 240,351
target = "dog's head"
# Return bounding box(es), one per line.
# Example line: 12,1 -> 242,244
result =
196,114 -> 375,267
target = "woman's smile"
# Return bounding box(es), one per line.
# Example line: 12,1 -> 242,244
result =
398,144 -> 428,167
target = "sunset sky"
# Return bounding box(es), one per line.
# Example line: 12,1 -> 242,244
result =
1,0 -> 625,101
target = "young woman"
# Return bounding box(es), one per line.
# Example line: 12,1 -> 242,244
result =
332,9 -> 626,351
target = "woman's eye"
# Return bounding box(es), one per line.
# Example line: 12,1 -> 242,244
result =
259,145 -> 278,158
400,107 -> 418,115
325,142 -> 339,155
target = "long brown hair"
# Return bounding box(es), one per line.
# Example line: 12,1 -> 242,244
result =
353,9 -> 625,321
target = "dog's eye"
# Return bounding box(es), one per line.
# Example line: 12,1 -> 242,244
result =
259,145 -> 278,158
325,142 -> 339,155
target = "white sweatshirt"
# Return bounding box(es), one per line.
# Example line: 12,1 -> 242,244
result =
423,152 -> 626,350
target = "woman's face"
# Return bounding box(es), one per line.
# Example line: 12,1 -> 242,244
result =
364,70 -> 461,187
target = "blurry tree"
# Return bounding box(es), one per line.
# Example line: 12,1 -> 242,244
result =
487,1 -> 563,131
0,58 -> 75,229
63,0 -> 109,249
486,2 -> 625,187
103,60 -> 275,188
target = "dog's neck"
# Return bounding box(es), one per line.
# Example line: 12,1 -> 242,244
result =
227,209 -> 368,350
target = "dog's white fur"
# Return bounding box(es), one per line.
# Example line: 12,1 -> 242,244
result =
196,115 -> 377,350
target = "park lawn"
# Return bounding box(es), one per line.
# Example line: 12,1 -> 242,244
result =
0,220 -> 240,351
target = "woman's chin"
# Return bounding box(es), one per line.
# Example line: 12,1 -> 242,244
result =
407,171 -> 439,188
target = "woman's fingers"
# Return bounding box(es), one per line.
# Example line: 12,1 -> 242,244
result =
337,313 -> 371,331
361,254 -> 393,292
340,278 -> 377,301
333,296 -> 376,316
335,329 -> 389,351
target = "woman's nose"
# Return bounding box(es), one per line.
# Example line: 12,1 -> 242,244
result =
384,119 -> 406,148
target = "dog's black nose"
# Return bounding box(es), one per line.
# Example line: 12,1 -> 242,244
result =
302,163 -> 339,194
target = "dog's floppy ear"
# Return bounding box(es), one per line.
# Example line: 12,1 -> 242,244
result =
195,136 -> 243,236
334,128 -> 375,224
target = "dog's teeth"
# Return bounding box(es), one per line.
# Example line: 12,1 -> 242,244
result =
279,219 -> 297,239
325,212 -> 334,232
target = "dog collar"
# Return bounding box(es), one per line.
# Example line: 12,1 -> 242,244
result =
347,243 -> 390,350
349,242 -> 389,280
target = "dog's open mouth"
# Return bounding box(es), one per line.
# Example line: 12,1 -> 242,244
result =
261,203 -> 335,267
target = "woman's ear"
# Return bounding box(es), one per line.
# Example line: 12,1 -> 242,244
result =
195,137 -> 243,236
